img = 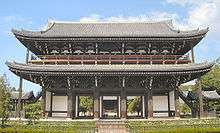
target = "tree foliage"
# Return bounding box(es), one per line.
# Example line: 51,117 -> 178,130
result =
0,75 -> 11,127
127,97 -> 142,115
201,65 -> 220,92
24,102 -> 42,124
79,96 -> 93,115
180,103 -> 191,116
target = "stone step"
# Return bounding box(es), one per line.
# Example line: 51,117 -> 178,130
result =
96,120 -> 129,133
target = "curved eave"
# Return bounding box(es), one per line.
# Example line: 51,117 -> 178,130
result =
11,27 -> 208,40
6,61 -> 214,76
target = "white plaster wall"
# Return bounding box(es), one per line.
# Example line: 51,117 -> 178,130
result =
169,91 -> 175,111
45,91 -> 51,111
103,96 -> 118,100
52,96 -> 67,111
154,113 -> 169,117
153,96 -> 168,111
153,96 -> 168,117
52,113 -> 67,117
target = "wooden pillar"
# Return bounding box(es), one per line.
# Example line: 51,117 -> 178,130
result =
100,96 -> 103,118
142,96 -> 146,118
197,78 -> 204,118
67,89 -> 74,118
120,89 -> 127,118
144,93 -> 148,118
41,88 -> 46,117
26,49 -> 29,64
147,89 -> 153,118
48,92 -> 53,117
118,96 -> 121,118
191,44 -> 195,63
167,91 -> 171,117
174,87 -> 180,117
95,43 -> 98,54
94,88 -> 100,119
147,77 -> 153,118
75,96 -> 79,118
94,76 -> 100,119
120,77 -> 127,119
122,43 -> 125,54
16,77 -> 23,118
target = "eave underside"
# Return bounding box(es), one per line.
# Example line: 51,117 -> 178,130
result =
7,62 -> 213,93
15,35 -> 204,56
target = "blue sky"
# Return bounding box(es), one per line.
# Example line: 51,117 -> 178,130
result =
0,0 -> 219,94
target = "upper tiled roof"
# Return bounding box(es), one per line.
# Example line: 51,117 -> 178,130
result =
12,20 -> 208,38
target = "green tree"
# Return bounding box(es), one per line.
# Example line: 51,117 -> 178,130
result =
199,64 -> 220,111
127,97 -> 142,115
0,75 -> 11,127
79,96 -> 93,116
180,103 -> 191,116
24,102 -> 42,124
201,65 -> 220,92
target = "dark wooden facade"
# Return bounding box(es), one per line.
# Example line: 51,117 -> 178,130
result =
7,20 -> 213,119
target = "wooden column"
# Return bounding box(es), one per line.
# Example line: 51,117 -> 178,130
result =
118,96 -> 120,118
174,87 -> 180,117
167,91 -> 171,117
142,96 -> 146,118
120,89 -> 127,118
122,43 -> 125,54
17,49 -> 29,118
75,96 -> 79,118
147,89 -> 153,118
100,96 -> 103,118
197,78 -> 204,118
67,89 -> 74,118
147,77 -> 153,118
16,77 -> 23,118
120,77 -> 127,118
41,88 -> 46,117
191,44 -> 195,63
94,76 -> 100,119
26,49 -> 30,64
48,92 -> 53,117
144,93 -> 148,118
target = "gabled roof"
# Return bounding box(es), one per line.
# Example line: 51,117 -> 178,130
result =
202,90 -> 220,99
187,90 -> 220,100
12,20 -> 208,38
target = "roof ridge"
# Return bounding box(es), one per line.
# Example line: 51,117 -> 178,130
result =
50,19 -> 173,24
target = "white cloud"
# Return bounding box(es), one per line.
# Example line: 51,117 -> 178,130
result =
166,0 -> 188,6
80,14 -> 101,22
187,1 -> 220,36
80,12 -> 178,23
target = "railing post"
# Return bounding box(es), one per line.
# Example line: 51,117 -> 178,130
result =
150,55 -> 152,65
162,55 -> 165,64
95,55 -> 97,65
175,55 -> 178,64
67,55 -> 70,65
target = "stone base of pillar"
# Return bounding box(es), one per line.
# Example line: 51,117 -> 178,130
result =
94,111 -> 99,119
48,112 -> 52,117
67,112 -> 73,119
191,109 -> 197,118
121,111 -> 127,119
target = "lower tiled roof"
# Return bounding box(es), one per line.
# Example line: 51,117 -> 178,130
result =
6,61 -> 213,76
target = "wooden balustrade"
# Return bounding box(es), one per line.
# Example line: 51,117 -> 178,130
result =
29,54 -> 191,65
